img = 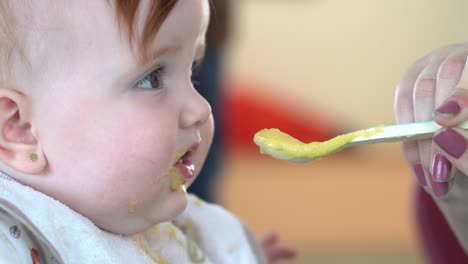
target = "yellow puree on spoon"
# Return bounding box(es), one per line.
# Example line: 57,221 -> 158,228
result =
254,126 -> 384,162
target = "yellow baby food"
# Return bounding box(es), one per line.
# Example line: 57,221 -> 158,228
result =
169,149 -> 188,191
254,126 -> 384,162
169,167 -> 184,191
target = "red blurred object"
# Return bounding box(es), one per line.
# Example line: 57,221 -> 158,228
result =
220,81 -> 340,150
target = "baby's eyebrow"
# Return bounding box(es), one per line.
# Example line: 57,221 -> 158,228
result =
140,44 -> 182,65
140,43 -> 205,66
153,45 -> 181,59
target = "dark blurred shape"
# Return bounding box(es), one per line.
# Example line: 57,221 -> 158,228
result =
190,1 -> 340,202
414,185 -> 468,263
189,0 -> 232,202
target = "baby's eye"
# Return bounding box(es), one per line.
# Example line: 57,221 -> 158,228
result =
135,65 -> 166,89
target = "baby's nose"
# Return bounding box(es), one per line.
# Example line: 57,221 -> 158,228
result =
179,87 -> 212,128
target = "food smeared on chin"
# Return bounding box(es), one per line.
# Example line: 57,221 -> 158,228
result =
170,167 -> 185,191
128,200 -> 139,214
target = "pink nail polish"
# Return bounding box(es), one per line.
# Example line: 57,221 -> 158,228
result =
431,154 -> 452,182
435,100 -> 461,117
430,179 -> 449,197
434,129 -> 467,159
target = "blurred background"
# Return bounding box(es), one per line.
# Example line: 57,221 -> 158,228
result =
190,0 -> 468,263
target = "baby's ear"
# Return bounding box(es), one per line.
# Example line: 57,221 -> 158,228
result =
0,89 -> 46,174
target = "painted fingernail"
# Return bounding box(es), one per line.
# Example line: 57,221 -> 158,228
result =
430,180 -> 449,197
433,129 -> 467,158
431,154 -> 452,182
413,164 -> 427,187
435,100 -> 461,117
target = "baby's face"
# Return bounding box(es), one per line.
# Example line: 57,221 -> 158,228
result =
22,0 -> 211,234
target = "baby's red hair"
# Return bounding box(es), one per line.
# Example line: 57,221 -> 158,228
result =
114,0 -> 179,61
0,0 -> 179,73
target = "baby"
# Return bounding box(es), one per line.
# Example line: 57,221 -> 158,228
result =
0,0 -> 294,263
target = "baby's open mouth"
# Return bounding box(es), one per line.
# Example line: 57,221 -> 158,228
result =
170,144 -> 198,191
174,150 -> 195,180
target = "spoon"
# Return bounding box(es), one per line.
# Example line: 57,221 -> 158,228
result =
253,120 -> 468,163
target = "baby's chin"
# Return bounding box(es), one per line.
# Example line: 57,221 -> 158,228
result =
94,190 -> 189,235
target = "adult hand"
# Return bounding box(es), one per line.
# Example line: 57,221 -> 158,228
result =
394,43 -> 468,197
394,42 -> 468,251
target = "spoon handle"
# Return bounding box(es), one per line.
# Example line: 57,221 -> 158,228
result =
349,120 -> 468,146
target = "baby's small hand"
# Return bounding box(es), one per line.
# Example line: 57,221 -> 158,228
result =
260,232 -> 297,263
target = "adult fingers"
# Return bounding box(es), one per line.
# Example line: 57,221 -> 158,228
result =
426,49 -> 468,197
434,49 -> 468,127
413,55 -> 447,192
395,56 -> 429,187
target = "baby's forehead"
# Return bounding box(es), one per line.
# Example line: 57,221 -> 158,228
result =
14,1 -> 185,60
3,0 -> 207,73
0,1 -> 129,84
11,1 -> 114,33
